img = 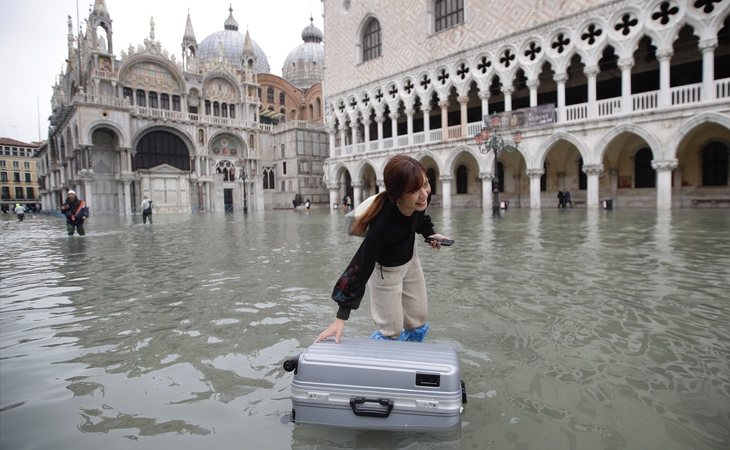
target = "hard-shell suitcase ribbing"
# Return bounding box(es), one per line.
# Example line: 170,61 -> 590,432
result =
284,338 -> 466,430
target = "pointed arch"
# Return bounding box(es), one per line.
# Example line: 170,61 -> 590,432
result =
666,112 -> 730,160
594,123 -> 663,162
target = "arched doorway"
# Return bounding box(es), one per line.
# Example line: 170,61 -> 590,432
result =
134,129 -> 192,213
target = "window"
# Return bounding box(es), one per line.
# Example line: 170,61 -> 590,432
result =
161,93 -> 170,110
136,89 -> 146,107
213,102 -> 220,117
13,172 -> 20,182
12,147 -> 18,156
24,161 -> 30,169
435,0 -> 464,32
263,169 -> 269,189
26,187 -> 34,199
283,161 -> 287,175
267,88 -> 275,104
281,144 -> 285,159
0,160 -> 5,167
362,18 -> 382,62
205,100 -> 211,115
634,148 -> 655,188
269,170 -> 275,189
15,187 -> 24,199
229,104 -> 236,118
280,92 -> 286,105
1,187 -> 9,199
702,141 -> 729,186
12,161 -> 19,169
0,172 -> 7,182
24,173 -> 31,183
149,91 -> 158,108
123,87 -> 133,103
172,95 -> 181,111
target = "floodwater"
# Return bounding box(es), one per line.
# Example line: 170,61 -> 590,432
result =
0,208 -> 728,450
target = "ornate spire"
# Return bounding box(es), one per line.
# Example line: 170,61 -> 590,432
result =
224,4 -> 239,31
149,16 -> 156,41
243,29 -> 254,57
183,11 -> 196,43
92,0 -> 110,19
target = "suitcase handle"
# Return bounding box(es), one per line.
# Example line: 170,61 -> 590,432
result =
349,396 -> 394,418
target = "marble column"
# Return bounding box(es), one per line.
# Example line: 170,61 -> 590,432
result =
619,57 -> 634,113
554,73 -> 568,122
585,65 -> 598,118
582,164 -> 604,210
458,96 -> 469,137
657,48 -> 673,107
479,91 -> 489,119
527,79 -> 539,107
362,118 -> 371,151
329,185 -> 339,210
376,114 -> 385,150
439,100 -> 449,136
480,173 -> 494,211
527,168 -> 544,209
502,87 -> 513,112
405,109 -> 415,145
422,105 -> 431,143
440,176 -> 453,210
652,159 -> 678,210
328,128 -> 336,157
699,38 -> 717,101
352,181 -> 363,208
389,112 -> 398,141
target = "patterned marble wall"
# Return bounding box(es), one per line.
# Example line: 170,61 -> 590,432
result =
323,0 -> 609,96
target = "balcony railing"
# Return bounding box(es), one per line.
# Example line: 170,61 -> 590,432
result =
330,78 -> 730,157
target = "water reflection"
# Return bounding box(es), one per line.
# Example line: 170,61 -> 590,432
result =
0,209 -> 728,449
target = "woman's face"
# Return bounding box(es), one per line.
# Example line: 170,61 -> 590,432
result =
397,175 -> 431,216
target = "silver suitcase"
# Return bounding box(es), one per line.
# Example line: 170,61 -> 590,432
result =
283,338 -> 466,430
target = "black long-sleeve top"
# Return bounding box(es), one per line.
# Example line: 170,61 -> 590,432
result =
331,197 -> 435,320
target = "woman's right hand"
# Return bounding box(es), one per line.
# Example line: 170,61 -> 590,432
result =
315,318 -> 345,344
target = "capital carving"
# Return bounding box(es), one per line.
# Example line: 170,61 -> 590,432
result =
618,57 -> 634,71
351,181 -> 363,188
479,173 -> 494,181
405,108 -> 415,117
582,164 -> 604,175
457,96 -> 469,105
699,38 -> 718,52
651,159 -> 679,171
438,100 -> 450,109
656,48 -> 673,60
501,87 -> 513,95
440,175 -> 454,182
583,65 -> 599,77
526,79 -> 539,89
375,115 -> 386,124
479,91 -> 490,100
526,168 -> 545,178
553,73 -> 568,83
388,112 -> 399,121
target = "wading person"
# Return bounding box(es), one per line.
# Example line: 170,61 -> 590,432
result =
60,190 -> 88,236
140,197 -> 153,224
315,154 -> 452,344
14,203 -> 25,221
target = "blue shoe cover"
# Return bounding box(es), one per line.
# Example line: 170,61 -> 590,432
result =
370,330 -> 398,340
399,322 -> 430,342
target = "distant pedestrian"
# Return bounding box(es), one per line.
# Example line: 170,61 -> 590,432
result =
557,191 -> 564,208
14,203 -> 25,221
305,199 -> 311,211
564,191 -> 573,208
60,190 -> 88,236
140,197 -> 153,224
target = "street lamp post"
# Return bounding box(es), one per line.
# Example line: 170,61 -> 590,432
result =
474,113 -> 522,218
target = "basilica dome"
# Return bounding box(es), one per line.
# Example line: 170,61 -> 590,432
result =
198,7 -> 270,73
282,18 -> 324,90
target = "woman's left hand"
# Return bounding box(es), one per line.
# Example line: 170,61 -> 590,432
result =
426,233 -> 451,248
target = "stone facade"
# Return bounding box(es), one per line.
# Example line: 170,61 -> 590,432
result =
323,0 -> 730,210
36,1 -> 328,215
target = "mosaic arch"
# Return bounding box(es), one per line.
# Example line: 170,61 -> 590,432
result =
210,134 -> 246,157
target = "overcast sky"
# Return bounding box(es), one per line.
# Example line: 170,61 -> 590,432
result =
0,0 -> 323,143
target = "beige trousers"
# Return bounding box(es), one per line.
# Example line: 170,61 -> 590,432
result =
368,249 -> 428,338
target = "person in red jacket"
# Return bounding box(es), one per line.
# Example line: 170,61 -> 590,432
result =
60,190 -> 88,236
316,154 -> 451,344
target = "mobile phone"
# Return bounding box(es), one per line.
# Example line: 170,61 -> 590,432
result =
425,237 -> 455,246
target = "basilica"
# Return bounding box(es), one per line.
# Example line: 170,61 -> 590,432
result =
322,0 -> 730,210
36,1 -> 328,214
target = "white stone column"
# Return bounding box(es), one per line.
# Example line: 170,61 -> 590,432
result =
389,112 -> 398,141
405,108 -> 415,145
376,114 -> 385,150
82,178 -> 94,214
527,169 -> 544,209
699,38 -> 717,101
657,48 -> 673,107
350,115 -> 358,147
619,58 -> 634,113
440,176 -> 453,210
328,128 -> 336,157
479,91 -> 490,119
339,126 -> 347,148
439,100 -> 449,136
362,118 -> 371,151
585,65 -> 598,118
583,164 -> 603,210
527,79 -> 539,107
481,173 -> 494,211
652,159 -> 678,210
123,180 -> 132,215
502,87 -> 513,112
555,73 -> 568,122
329,186 -> 339,210
458,96 -> 469,137
422,105 -> 431,143
352,181 -> 363,208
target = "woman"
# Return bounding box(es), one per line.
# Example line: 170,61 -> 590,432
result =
316,155 -> 451,344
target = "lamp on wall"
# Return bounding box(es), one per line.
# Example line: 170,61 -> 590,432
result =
474,113 -> 522,218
